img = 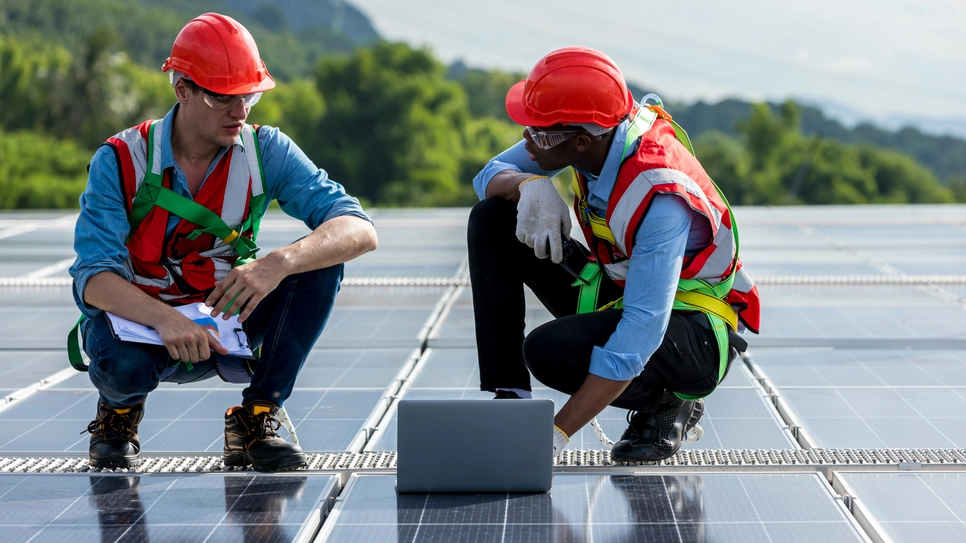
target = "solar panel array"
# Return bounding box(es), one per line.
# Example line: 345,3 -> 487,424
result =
2,205 -> 966,542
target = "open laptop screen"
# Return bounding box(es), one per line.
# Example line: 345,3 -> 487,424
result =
396,399 -> 554,493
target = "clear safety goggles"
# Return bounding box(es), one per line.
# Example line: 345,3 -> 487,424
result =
198,86 -> 262,111
526,126 -> 582,149
526,126 -> 604,150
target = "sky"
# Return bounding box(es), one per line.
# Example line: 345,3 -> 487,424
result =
348,0 -> 966,135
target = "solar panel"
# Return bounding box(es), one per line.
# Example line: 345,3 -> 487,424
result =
5,205 -> 966,543
837,472 -> 966,543
0,473 -> 337,542
319,473 -> 866,542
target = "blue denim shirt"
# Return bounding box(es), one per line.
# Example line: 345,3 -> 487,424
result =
473,117 -> 711,381
70,104 -> 371,318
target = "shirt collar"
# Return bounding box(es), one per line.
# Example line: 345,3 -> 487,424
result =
575,115 -> 630,203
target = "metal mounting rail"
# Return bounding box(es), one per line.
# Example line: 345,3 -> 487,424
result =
10,274 -> 966,289
3,448 -> 964,474
0,277 -> 472,288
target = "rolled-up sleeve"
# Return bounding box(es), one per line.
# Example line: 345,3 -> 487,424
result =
257,126 -> 370,228
588,195 -> 692,381
472,140 -> 562,200
69,146 -> 134,318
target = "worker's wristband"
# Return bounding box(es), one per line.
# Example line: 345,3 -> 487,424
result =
553,425 -> 570,441
518,175 -> 549,189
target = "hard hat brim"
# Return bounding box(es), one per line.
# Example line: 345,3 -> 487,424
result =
506,80 -> 544,127
218,74 -> 276,95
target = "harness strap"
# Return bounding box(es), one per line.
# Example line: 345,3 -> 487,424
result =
573,261 -> 604,314
68,315 -> 88,371
568,102 -> 743,398
152,186 -> 259,260
70,124 -> 267,373
126,122 -> 261,260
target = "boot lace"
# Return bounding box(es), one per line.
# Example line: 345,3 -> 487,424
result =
84,410 -> 135,438
622,410 -> 659,442
250,411 -> 282,440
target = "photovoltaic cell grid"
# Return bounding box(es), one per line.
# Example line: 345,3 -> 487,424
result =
836,472 -> 966,543
0,473 -> 338,543
365,348 -> 796,451
4,205 -> 966,542
320,473 -> 866,543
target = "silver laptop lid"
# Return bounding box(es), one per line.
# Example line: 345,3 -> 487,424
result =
396,399 -> 554,493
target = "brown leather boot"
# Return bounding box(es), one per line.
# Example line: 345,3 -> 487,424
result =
86,401 -> 144,469
224,401 -> 307,472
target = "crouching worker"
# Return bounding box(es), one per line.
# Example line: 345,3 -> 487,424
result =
68,13 -> 377,471
468,47 -> 760,462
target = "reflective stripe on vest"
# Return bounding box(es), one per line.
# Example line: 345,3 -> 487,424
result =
570,105 -> 760,395
114,120 -> 265,304
571,105 -> 760,333
68,121 -> 267,372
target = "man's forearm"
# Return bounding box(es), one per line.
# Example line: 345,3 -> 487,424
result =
485,171 -> 535,202
84,271 -> 183,328
269,215 -> 378,276
554,374 -> 631,437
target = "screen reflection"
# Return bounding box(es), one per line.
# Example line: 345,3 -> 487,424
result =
392,475 -> 706,543
88,474 -> 308,542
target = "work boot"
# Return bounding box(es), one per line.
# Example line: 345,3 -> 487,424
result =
85,401 -> 144,469
610,392 -> 704,463
224,401 -> 307,472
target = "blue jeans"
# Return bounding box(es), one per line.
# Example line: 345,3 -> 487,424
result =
83,264 -> 343,408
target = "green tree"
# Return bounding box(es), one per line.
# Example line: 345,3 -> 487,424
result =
693,131 -> 756,204
248,79 -> 326,146
446,62 -> 524,122
857,146 -> 953,204
0,131 -> 91,209
311,42 -> 515,206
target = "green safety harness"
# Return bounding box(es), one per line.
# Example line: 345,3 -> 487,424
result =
67,121 -> 267,372
571,104 -> 743,400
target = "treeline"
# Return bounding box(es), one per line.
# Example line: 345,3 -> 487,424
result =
670,98 -> 966,186
0,32 -> 521,207
0,0 -> 962,208
1,0 -> 377,81
693,103 -> 954,205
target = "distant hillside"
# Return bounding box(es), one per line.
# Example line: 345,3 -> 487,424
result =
619,84 -> 966,184
0,0 -> 380,81
667,98 -> 966,184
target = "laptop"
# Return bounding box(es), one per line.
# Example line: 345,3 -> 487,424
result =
396,399 -> 554,493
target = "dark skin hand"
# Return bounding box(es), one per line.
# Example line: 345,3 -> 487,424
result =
490,125 -> 632,438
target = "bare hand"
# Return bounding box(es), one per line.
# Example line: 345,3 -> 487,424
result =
155,313 -> 229,362
206,256 -> 288,323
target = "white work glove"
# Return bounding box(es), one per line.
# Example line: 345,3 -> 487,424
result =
516,176 -> 572,264
553,425 -> 570,457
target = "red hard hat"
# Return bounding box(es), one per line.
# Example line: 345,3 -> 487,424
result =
161,13 -> 275,95
506,46 -> 634,128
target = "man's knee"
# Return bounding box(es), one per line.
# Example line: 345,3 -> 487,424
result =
299,262 -> 344,295
468,198 -> 515,243
87,346 -> 163,399
522,324 -> 573,392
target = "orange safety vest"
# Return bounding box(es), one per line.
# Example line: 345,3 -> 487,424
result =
106,120 -> 264,304
572,107 -> 761,334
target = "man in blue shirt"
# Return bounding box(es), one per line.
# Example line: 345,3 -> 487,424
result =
469,47 -> 752,463
69,13 -> 377,471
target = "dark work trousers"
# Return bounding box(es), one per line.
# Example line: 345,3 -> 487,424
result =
468,197 -> 732,414
84,264 -> 343,409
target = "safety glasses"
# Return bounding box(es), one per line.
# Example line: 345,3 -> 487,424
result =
526,126 -> 582,149
198,86 -> 262,111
